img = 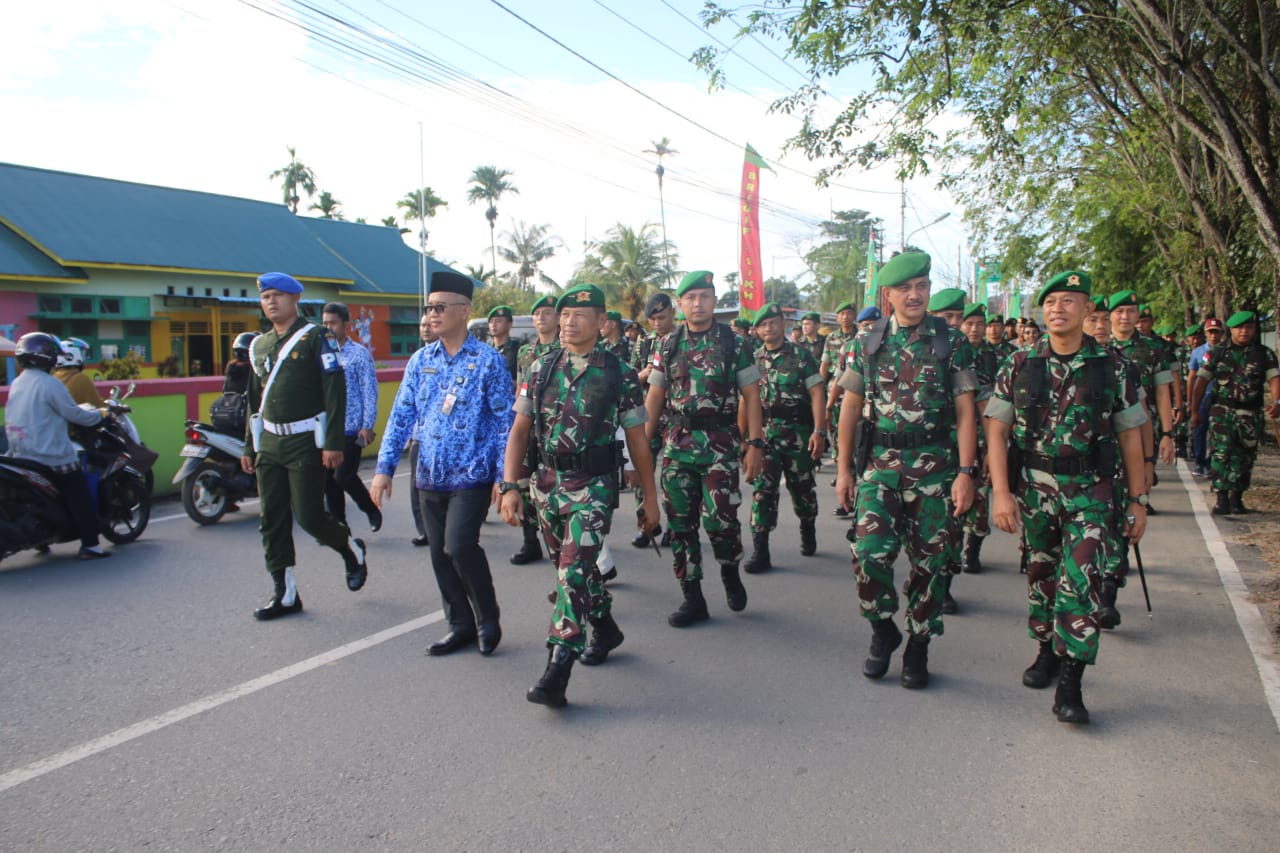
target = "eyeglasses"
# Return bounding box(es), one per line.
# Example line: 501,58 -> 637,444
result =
424,302 -> 465,314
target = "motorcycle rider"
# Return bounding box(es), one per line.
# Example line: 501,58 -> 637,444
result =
224,332 -> 255,395
54,338 -> 107,408
3,332 -> 112,559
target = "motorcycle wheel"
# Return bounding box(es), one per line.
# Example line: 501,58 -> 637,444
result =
101,468 -> 151,544
181,462 -> 229,525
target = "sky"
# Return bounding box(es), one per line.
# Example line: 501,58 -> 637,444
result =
0,0 -> 974,298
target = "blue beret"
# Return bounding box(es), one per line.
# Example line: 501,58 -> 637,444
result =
257,272 -> 303,294
857,306 -> 882,322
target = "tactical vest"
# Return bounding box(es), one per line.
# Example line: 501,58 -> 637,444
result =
660,323 -> 741,427
1011,350 -> 1118,477
531,347 -> 623,474
1210,343 -> 1270,410
863,316 -> 955,429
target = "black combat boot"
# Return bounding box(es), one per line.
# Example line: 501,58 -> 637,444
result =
942,573 -> 959,615
721,563 -> 748,612
833,504 -> 850,518
1097,578 -> 1121,630
862,619 -> 903,680
743,532 -> 772,574
579,614 -> 625,666
660,530 -> 672,547
900,634 -> 930,689
254,568 -> 303,620
1052,658 -> 1090,724
631,530 -> 652,549
961,533 -> 984,574
1229,491 -> 1248,515
1022,641 -> 1060,689
510,523 -> 544,564
1212,491 -> 1232,515
527,645 -> 576,708
668,579 -> 710,627
800,519 -> 817,557
343,538 -> 368,592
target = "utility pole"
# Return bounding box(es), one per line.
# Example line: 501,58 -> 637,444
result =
899,180 -> 907,251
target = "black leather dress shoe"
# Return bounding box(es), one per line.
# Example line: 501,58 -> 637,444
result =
366,506 -> 383,532
345,538 -> 368,591
478,626 -> 502,656
427,630 -> 476,656
254,594 -> 303,621
411,535 -> 430,547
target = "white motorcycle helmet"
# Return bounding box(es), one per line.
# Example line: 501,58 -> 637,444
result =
56,337 -> 91,369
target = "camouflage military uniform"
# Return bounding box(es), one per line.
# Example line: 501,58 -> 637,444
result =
515,339 -> 561,532
751,339 -> 823,534
1199,341 -> 1279,494
797,333 -> 826,365
1173,340 -> 1191,456
649,323 -> 760,581
821,328 -> 856,462
601,336 -> 631,365
962,340 -> 1001,541
837,318 -> 977,637
985,337 -> 1145,663
494,337 -> 522,385
1113,333 -> 1172,439
515,348 -> 647,653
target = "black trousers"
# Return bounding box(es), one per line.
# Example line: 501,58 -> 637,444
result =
51,469 -> 99,549
417,484 -> 499,632
324,435 -> 377,525
408,442 -> 426,538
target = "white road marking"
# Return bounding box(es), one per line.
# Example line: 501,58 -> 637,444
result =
0,609 -> 444,794
1177,460 -> 1280,733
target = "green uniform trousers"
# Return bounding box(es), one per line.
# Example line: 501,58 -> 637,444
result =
661,456 -> 743,581
532,478 -> 612,654
256,432 -> 351,575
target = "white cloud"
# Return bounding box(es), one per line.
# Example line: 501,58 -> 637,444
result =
0,0 -> 974,295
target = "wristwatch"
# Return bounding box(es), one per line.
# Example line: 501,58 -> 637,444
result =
1131,493 -> 1150,506
746,438 -> 767,450
815,429 -> 829,439
957,465 -> 978,476
497,480 -> 519,495
1143,455 -> 1157,464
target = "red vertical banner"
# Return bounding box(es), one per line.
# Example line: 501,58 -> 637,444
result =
739,143 -> 772,315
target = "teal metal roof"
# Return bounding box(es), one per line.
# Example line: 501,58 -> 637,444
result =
0,221 -> 84,280
0,162 -> 473,293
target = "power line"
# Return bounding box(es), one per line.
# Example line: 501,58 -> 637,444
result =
655,0 -> 796,92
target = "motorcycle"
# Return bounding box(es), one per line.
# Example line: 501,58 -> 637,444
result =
0,392 -> 157,562
173,412 -> 258,525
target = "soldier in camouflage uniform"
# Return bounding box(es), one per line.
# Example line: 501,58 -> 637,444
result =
1111,290 -> 1176,486
985,270 -> 1149,725
500,284 -> 659,708
645,270 -> 765,627
509,293 -> 560,565
797,312 -> 827,363
742,302 -> 828,574
986,314 -> 1017,363
835,253 -> 978,689
1140,307 -> 1185,433
1192,310 -> 1280,515
488,305 -> 522,390
732,317 -> 752,338
927,287 -> 970,615
600,310 -> 632,364
631,292 -> 676,549
821,301 -> 858,468
960,303 -> 996,574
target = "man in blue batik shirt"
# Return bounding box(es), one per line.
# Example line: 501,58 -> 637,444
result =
321,302 -> 383,532
372,271 -> 515,657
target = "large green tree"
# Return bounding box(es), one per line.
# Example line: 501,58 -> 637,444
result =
467,166 -> 519,275
269,146 -> 316,214
574,223 -> 676,319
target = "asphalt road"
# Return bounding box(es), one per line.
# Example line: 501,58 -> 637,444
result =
1,463 -> 1277,851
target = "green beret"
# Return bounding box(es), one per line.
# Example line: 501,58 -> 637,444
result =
530,294 -> 556,313
1037,270 -> 1091,306
835,301 -> 856,314
802,311 -> 820,323
927,287 -> 965,313
1139,303 -> 1154,319
754,302 -> 785,327
676,270 -> 714,297
1153,323 -> 1175,336
555,284 -> 606,312
986,312 -> 1003,323
1091,295 -> 1109,312
1184,324 -> 1202,337
963,303 -> 987,320
606,310 -> 622,323
1108,289 -> 1139,311
1226,310 -> 1257,328
488,305 -> 513,320
878,251 -> 931,289
674,310 -> 685,322
732,317 -> 752,330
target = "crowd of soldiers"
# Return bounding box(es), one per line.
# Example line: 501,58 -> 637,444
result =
234,260 -> 1278,726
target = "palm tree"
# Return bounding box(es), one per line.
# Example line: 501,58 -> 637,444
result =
309,190 -> 343,220
642,137 -> 678,284
578,223 -> 675,319
498,221 -> 561,291
397,187 -> 448,248
464,264 -> 497,285
269,146 -> 317,214
467,166 -> 519,274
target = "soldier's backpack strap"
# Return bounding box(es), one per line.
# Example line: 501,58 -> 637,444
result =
1085,353 -> 1109,440
1015,354 -> 1049,443
531,346 -> 568,455
862,316 -> 892,415
586,350 -> 624,436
